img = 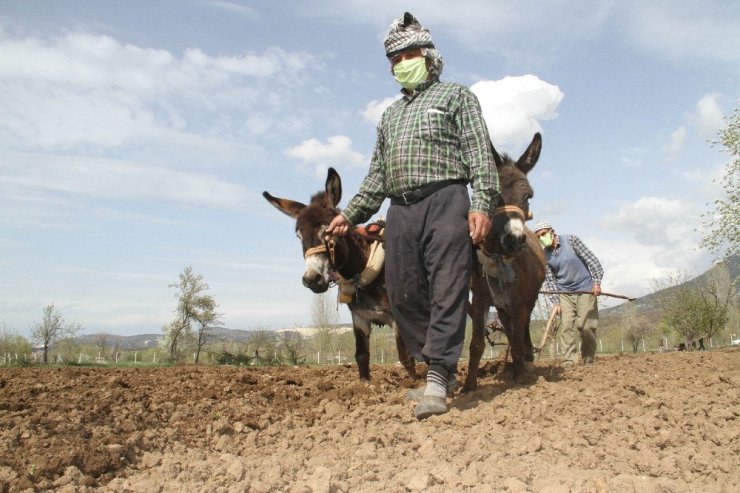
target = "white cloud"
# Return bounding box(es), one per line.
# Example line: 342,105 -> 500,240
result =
663,126 -> 687,162
587,237 -> 706,301
619,147 -> 648,168
284,135 -> 367,176
621,2 -> 740,65
0,152 -> 253,211
471,75 -> 564,152
360,96 -> 401,125
202,1 -> 259,19
0,30 -> 313,152
691,94 -> 725,139
603,196 -> 695,246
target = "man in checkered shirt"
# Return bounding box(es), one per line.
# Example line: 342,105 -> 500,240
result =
327,12 -> 499,419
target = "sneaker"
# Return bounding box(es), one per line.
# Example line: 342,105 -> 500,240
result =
583,356 -> 594,365
562,360 -> 575,368
406,376 -> 458,401
415,395 -> 448,420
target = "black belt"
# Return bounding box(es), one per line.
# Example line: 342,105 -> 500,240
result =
390,179 -> 467,206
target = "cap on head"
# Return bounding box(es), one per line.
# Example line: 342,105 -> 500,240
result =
534,220 -> 552,233
384,12 -> 435,59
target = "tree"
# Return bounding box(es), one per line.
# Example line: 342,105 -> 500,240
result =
279,331 -> 306,365
701,105 -> 739,258
162,266 -> 220,363
247,328 -> 277,364
696,263 -> 735,342
655,266 -> 735,346
93,333 -> 110,359
621,304 -> 653,353
0,324 -> 32,366
312,292 -> 339,363
192,295 -> 223,364
31,304 -> 81,363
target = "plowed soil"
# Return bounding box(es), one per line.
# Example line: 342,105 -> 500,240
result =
1,349 -> 738,492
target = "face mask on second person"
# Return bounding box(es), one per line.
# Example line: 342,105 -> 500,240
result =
539,231 -> 554,248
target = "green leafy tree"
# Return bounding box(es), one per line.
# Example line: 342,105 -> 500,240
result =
31,304 -> 82,363
162,266 -> 220,362
701,105 -> 739,258
0,324 -> 32,365
279,330 -> 306,365
192,295 -> 223,364
656,265 -> 735,346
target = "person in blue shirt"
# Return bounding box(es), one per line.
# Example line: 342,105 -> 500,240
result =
535,220 -> 603,366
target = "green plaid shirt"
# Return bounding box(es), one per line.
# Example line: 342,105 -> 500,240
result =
341,79 -> 500,225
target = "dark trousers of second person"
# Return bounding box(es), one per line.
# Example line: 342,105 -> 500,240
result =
384,183 -> 472,378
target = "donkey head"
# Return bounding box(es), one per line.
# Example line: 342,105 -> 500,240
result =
263,168 -> 345,293
486,132 -> 541,256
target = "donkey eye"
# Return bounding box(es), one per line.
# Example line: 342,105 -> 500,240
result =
296,231 -> 303,241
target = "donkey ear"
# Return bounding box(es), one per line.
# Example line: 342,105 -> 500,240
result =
263,191 -> 306,219
325,167 -> 342,208
489,140 -> 504,168
516,132 -> 542,175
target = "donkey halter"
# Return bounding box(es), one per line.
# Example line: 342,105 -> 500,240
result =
304,235 -> 337,269
492,204 -> 532,221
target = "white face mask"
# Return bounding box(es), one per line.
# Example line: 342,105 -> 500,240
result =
392,57 -> 428,90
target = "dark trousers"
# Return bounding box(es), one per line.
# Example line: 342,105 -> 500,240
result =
385,184 -> 471,373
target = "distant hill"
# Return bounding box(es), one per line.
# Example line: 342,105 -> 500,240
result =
601,254 -> 739,319
76,324 -> 353,350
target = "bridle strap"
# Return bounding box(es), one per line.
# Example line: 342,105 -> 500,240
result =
304,236 -> 338,269
304,244 -> 327,258
492,205 -> 531,221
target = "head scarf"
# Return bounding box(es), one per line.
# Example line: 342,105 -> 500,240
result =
384,12 -> 435,59
534,220 -> 552,233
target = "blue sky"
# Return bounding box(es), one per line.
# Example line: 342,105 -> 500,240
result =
1,1 -> 738,337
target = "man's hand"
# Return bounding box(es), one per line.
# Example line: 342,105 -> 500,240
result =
326,214 -> 350,236
468,212 -> 491,245
593,284 -> 602,296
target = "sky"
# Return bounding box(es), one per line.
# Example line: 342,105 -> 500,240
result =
0,1 -> 738,338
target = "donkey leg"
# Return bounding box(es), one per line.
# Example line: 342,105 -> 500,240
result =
465,275 -> 490,392
352,323 -> 371,381
524,320 -> 535,364
392,322 -> 417,379
503,309 -> 531,381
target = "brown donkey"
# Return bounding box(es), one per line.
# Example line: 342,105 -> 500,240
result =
466,132 -> 546,390
263,170 -> 416,381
